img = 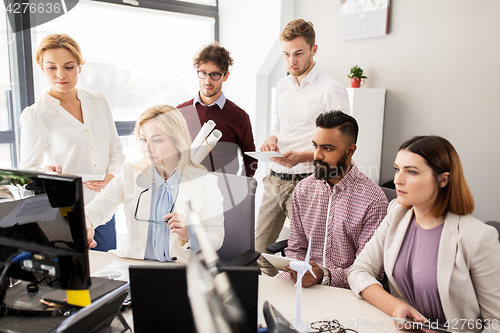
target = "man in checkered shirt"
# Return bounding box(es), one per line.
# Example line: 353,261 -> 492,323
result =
277,111 -> 388,288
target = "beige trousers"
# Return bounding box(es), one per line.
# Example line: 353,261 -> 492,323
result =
255,174 -> 298,276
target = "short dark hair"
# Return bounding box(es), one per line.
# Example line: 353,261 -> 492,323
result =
193,43 -> 233,73
399,135 -> 474,217
316,111 -> 358,145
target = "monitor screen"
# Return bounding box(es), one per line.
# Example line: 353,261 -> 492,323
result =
0,168 -> 90,290
182,199 -> 248,333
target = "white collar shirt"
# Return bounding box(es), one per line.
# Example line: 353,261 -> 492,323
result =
269,64 -> 350,174
193,91 -> 227,109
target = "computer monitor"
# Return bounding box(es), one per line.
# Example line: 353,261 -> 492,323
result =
0,168 -> 90,301
182,199 -> 250,333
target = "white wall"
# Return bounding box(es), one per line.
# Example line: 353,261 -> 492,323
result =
293,0 -> 500,221
218,0 -> 287,213
218,0 -> 500,221
218,0 -> 282,131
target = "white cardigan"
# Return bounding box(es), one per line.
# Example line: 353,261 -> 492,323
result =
20,89 -> 125,205
85,161 -> 224,263
348,200 -> 500,331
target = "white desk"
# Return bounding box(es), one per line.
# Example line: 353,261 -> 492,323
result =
88,251 -> 400,333
258,275 -> 399,332
89,250 -> 174,332
89,250 -> 172,273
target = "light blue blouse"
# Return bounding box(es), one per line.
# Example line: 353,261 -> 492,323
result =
144,168 -> 180,262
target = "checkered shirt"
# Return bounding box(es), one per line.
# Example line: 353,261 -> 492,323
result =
277,163 -> 388,289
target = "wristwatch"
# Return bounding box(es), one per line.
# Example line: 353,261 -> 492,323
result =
320,266 -> 330,286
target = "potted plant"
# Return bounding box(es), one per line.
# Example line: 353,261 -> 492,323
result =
347,65 -> 367,88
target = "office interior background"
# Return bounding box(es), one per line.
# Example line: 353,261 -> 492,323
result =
1,0 -> 499,223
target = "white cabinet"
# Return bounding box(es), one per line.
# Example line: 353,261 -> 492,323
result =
346,88 -> 386,185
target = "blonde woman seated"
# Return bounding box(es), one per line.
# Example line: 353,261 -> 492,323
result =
85,105 -> 224,263
348,136 -> 500,331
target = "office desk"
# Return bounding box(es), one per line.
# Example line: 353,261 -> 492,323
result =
257,275 -> 400,332
89,250 -> 171,273
89,250 -> 173,332
88,251 -> 400,333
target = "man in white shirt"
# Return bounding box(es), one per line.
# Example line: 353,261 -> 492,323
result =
256,19 -> 351,276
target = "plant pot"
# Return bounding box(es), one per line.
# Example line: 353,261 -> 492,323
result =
350,78 -> 365,88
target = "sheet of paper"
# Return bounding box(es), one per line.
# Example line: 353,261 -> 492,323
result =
91,261 -> 131,282
76,173 -> 105,182
244,151 -> 284,163
0,195 -> 58,227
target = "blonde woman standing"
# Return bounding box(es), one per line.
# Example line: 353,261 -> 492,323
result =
20,34 -> 125,251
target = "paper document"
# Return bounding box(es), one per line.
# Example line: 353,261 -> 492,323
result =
92,261 -> 131,282
244,151 -> 284,163
0,195 -> 58,227
77,173 -> 105,182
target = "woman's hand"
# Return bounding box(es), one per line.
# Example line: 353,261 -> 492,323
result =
86,225 -> 97,249
85,173 -> 114,192
165,212 -> 189,242
44,165 -> 62,174
392,300 -> 426,330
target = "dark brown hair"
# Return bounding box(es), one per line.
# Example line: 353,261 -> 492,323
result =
399,135 -> 474,217
280,19 -> 315,49
193,43 -> 233,73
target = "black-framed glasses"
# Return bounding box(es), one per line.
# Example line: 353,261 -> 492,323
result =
197,70 -> 225,81
134,188 -> 175,224
310,320 -> 359,333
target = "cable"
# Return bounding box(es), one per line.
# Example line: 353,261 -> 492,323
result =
0,252 -> 33,309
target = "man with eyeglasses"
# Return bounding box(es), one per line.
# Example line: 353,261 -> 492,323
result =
177,43 -> 258,177
256,19 -> 351,276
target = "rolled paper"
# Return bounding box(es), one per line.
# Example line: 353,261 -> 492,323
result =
191,140 -> 210,164
191,130 -> 222,164
191,120 -> 216,156
191,130 -> 222,163
206,129 -> 222,147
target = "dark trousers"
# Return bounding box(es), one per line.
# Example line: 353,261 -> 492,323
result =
91,215 -> 117,252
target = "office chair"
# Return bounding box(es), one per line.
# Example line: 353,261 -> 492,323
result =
266,186 -> 397,256
381,186 -> 397,203
213,172 -> 260,266
485,221 -> 500,241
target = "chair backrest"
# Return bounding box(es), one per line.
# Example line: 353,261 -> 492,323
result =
381,187 -> 397,203
485,221 -> 500,241
212,172 -> 257,265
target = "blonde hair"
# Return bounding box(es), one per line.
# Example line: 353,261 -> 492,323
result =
280,19 -> 316,49
35,34 -> 85,66
134,105 -> 204,178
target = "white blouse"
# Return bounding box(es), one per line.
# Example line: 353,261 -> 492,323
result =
20,89 -> 125,204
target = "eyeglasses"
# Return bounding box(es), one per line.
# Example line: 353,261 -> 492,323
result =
134,188 -> 175,224
310,320 -> 359,333
197,70 -> 226,81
